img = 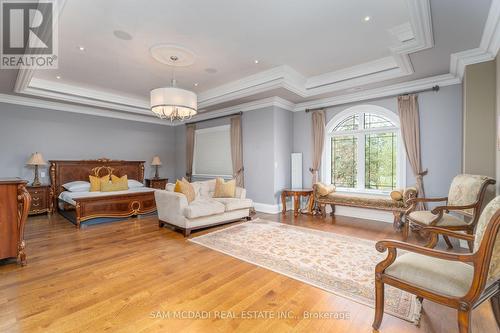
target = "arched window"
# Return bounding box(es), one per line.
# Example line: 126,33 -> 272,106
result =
322,105 -> 406,193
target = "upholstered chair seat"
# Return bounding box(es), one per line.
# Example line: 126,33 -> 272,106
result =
385,252 -> 473,297
408,211 -> 468,227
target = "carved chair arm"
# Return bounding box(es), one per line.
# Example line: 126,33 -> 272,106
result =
421,226 -> 475,248
430,203 -> 476,215
407,197 -> 448,204
406,197 -> 448,213
376,239 -> 475,265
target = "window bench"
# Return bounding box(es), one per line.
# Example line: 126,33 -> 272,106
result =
313,186 -> 418,230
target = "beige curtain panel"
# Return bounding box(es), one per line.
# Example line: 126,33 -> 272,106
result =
185,123 -> 196,182
310,110 -> 326,185
230,115 -> 244,187
397,94 -> 427,210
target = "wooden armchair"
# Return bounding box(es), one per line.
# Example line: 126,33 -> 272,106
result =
373,196 -> 500,333
404,174 -> 495,248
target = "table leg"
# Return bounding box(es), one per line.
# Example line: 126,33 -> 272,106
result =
293,194 -> 299,217
281,192 -> 287,215
305,194 -> 314,214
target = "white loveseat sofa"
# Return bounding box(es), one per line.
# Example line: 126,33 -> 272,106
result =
155,179 -> 253,236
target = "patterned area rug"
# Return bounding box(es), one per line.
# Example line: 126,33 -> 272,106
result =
189,218 -> 421,323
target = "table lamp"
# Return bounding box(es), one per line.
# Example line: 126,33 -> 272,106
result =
151,156 -> 162,179
27,152 -> 46,186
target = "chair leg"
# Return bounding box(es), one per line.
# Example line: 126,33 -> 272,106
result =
457,309 -> 471,333
372,279 -> 385,330
443,235 -> 454,249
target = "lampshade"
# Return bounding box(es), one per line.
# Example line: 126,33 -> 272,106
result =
27,152 -> 46,166
151,156 -> 162,166
150,87 -> 197,121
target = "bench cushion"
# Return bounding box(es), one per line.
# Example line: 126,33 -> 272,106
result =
320,192 -> 405,209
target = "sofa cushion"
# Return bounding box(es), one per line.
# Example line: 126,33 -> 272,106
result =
213,198 -> 253,212
183,199 -> 225,219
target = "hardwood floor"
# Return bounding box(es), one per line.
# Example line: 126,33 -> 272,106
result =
0,212 -> 498,333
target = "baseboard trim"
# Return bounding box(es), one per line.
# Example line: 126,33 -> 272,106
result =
254,202 -> 393,223
253,202 -> 281,214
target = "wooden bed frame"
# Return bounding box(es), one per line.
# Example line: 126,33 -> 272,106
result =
50,158 -> 156,228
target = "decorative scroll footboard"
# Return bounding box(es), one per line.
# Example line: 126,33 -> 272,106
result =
73,191 -> 156,228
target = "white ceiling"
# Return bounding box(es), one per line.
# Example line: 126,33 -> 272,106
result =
35,0 -> 410,96
2,0 -> 498,124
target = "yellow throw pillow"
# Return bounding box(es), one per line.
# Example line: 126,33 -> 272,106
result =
111,174 -> 129,190
315,182 -> 336,196
174,179 -> 195,203
110,174 -> 129,191
89,175 -> 109,192
101,181 -> 127,192
174,177 -> 188,192
213,178 -> 236,198
390,189 -> 403,201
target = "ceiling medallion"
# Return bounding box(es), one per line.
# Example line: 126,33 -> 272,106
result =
150,54 -> 198,122
150,44 -> 196,67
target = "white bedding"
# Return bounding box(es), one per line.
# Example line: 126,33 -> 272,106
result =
58,187 -> 154,206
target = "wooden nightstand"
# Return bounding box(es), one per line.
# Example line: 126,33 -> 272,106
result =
145,178 -> 168,190
26,185 -> 53,215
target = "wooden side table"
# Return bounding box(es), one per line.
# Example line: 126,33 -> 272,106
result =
26,184 -> 53,215
281,188 -> 313,217
145,178 -> 168,190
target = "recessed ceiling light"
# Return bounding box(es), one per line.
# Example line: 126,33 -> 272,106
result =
113,30 -> 133,41
56,75 -> 61,79
78,46 -> 85,51
364,16 -> 371,22
194,83 -> 199,87
254,60 -> 259,64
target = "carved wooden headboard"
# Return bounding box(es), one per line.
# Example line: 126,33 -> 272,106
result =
49,158 -> 145,199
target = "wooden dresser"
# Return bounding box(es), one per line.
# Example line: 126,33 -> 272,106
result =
0,178 -> 31,265
145,178 -> 168,190
27,185 -> 52,215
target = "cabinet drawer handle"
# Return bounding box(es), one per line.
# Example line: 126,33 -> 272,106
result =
33,197 -> 40,201
32,203 -> 40,207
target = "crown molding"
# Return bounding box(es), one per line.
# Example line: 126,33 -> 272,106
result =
177,96 -> 295,126
449,0 -> 500,79
449,48 -> 495,79
293,73 -> 460,112
0,93 -> 169,125
480,0 -> 500,56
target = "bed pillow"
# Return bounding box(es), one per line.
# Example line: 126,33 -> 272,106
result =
63,181 -> 91,192
128,179 -> 144,188
111,174 -> 129,189
101,181 -> 127,192
89,175 -> 110,192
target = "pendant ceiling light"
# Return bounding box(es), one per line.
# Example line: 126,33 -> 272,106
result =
150,55 -> 197,122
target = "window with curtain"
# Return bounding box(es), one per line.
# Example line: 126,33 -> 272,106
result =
324,106 -> 404,193
192,125 -> 233,177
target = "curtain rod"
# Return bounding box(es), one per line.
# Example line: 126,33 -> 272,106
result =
305,85 -> 440,113
185,111 -> 243,125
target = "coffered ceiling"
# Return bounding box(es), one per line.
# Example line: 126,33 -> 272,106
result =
1,0 -> 498,125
